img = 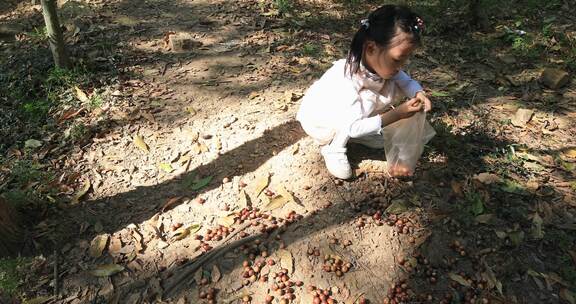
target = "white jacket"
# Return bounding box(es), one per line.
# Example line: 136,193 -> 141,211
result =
296,59 -> 423,144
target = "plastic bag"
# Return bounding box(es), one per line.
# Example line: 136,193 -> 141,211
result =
382,111 -> 436,176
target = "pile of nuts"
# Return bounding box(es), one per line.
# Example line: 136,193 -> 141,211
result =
308,286 -> 337,304
270,268 -> 303,303
198,287 -> 217,303
383,280 -> 412,304
384,214 -> 414,235
322,254 -> 352,277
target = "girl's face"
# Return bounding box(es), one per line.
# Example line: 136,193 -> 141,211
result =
364,31 -> 415,79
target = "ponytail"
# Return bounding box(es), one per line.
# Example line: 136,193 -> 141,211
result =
345,25 -> 368,77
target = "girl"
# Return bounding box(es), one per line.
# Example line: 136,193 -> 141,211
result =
296,5 -> 432,179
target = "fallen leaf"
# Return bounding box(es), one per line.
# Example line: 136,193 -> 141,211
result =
448,272 -> 472,287
71,179 -> 91,204
109,236 -> 122,254
158,163 -> 174,173
212,265 -> 221,283
238,189 -> 251,209
23,296 -> 53,304
75,86 -> 89,102
157,240 -> 169,249
89,234 -> 109,258
511,108 -> 534,127
509,230 -> 525,246
191,176 -> 213,191
161,196 -> 183,212
188,224 -> 202,235
131,228 -> 144,252
253,172 -> 270,198
475,214 -> 495,224
133,135 -> 149,153
276,185 -> 298,205
212,136 -> 222,151
194,267 -> 203,285
473,172 -> 501,184
278,249 -> 294,274
561,148 -> 576,160
560,289 -> 576,304
385,199 -> 409,214
90,264 -> 124,277
262,195 -> 290,211
494,230 -> 507,239
218,214 -> 236,227
172,226 -> 190,241
451,181 -> 464,197
24,139 -> 43,149
482,263 -> 503,295
291,143 -> 299,154
531,213 -> 544,240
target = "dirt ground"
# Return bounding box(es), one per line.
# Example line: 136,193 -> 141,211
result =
1,0 -> 575,303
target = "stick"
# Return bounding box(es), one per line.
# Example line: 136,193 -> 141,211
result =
53,248 -> 59,299
163,222 -> 252,298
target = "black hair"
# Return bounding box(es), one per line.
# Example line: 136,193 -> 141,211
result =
345,5 -> 423,77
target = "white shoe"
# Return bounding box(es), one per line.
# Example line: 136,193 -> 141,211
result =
349,134 -> 385,149
321,145 -> 353,179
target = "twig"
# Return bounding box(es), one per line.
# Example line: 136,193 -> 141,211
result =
163,222 -> 252,298
53,248 -> 59,299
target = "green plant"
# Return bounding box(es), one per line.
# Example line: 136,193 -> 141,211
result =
302,43 -> 320,57
274,0 -> 292,15
21,100 -> 51,122
26,26 -> 47,43
88,93 -> 103,109
68,122 -> 88,141
0,257 -> 28,295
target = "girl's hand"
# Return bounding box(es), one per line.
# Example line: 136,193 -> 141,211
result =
395,97 -> 424,119
415,91 -> 432,112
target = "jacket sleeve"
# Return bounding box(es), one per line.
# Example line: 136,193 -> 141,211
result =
393,70 -> 423,98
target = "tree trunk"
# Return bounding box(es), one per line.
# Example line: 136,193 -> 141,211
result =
40,0 -> 70,69
0,198 -> 23,257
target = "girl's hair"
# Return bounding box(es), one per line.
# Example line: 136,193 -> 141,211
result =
345,5 -> 424,76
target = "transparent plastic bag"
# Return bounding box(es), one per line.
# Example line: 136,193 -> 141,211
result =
382,111 -> 436,176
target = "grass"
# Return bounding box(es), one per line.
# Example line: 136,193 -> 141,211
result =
0,257 -> 28,296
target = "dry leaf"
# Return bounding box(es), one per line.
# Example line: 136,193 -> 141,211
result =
218,214 -> 236,227
531,213 -> 544,240
262,195 -> 290,211
212,265 -> 221,283
291,143 -> 299,155
172,226 -> 190,241
89,234 -> 109,258
253,172 -> 270,197
131,229 -> 144,252
448,272 -> 471,287
75,86 -> 89,102
24,296 -> 53,304
239,189 -> 251,209
133,135 -> 149,153
109,235 -> 122,254
71,179 -> 91,205
213,136 -> 222,151
194,267 -> 203,285
161,196 -> 183,212
278,249 -> 294,274
276,185 -> 298,205
475,214 -> 496,224
90,264 -> 124,277
473,172 -> 501,184
158,163 -> 174,173
483,262 -> 503,295
560,289 -> 576,304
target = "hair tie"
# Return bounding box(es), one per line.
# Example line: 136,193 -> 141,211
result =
360,19 -> 370,29
413,17 -> 425,33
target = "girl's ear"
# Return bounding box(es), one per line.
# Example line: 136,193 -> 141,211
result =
364,41 -> 377,56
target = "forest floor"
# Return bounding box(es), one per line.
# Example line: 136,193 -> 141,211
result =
1,0 -> 575,303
